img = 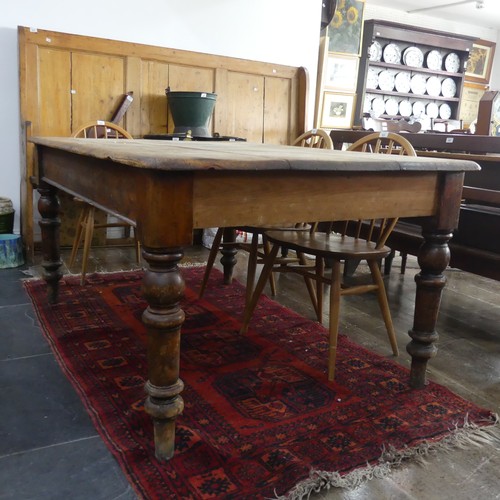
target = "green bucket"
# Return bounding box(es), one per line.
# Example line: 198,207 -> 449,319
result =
0,197 -> 14,234
166,90 -> 217,137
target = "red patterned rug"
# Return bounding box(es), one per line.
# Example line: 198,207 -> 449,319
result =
25,267 -> 498,499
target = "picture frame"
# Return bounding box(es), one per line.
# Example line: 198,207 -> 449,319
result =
327,0 -> 365,56
465,39 -> 496,84
459,81 -> 488,128
320,92 -> 356,129
325,53 -> 359,92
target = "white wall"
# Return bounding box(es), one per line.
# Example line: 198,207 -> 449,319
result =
0,0 -> 323,234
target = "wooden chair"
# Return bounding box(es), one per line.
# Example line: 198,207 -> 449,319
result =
240,132 -> 417,382
69,121 -> 141,284
199,129 -> 333,302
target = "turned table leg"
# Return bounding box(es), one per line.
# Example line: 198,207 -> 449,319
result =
37,182 -> 63,303
407,230 -> 452,389
141,247 -> 186,461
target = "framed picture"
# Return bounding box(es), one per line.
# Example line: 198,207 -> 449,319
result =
465,39 -> 496,84
459,81 -> 488,128
325,53 -> 359,92
321,92 -> 356,129
327,0 -> 365,55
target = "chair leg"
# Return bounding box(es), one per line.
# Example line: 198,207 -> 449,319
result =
384,249 -> 395,275
134,233 -> 141,265
327,260 -> 342,382
240,243 -> 280,334
263,237 -> 278,296
245,233 -> 260,306
367,259 -> 399,356
199,227 -> 224,298
80,206 -> 96,285
69,205 -> 88,267
400,252 -> 408,274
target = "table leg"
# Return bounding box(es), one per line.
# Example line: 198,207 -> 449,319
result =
37,182 -> 63,303
142,246 -> 185,461
220,227 -> 237,284
407,229 -> 452,389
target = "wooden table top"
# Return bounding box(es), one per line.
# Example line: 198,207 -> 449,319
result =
30,137 -> 480,173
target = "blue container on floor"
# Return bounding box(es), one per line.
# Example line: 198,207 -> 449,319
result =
0,234 -> 24,269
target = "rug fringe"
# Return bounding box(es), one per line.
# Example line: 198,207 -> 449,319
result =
275,414 -> 500,500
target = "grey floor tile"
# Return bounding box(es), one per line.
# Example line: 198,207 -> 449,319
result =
0,436 -> 137,500
0,353 -> 98,455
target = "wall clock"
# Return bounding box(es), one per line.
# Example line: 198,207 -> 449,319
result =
476,90 -> 500,135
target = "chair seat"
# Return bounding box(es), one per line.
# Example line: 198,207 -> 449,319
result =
265,230 -> 392,260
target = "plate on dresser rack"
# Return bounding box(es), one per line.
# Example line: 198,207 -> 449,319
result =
368,41 -> 382,62
426,102 -> 439,119
399,99 -> 413,117
410,74 -> 427,95
367,67 -> 379,89
439,103 -> 452,120
426,76 -> 442,97
403,46 -> 424,68
378,70 -> 395,91
444,52 -> 461,73
383,43 -> 401,64
394,71 -> 411,93
426,50 -> 443,71
441,77 -> 457,98
371,97 -> 386,117
412,101 -> 426,117
385,97 -> 399,116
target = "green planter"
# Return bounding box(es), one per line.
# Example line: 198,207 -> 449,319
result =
0,197 -> 14,234
166,90 -> 217,137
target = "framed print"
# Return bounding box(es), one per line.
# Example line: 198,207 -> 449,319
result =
459,81 -> 488,128
321,92 -> 356,129
328,0 -> 365,55
465,39 -> 496,84
325,53 -> 359,92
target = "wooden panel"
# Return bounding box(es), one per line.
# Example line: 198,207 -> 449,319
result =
19,26 -> 307,262
140,60 -> 169,136
71,52 -> 125,129
38,48 -> 72,136
264,76 -> 292,145
224,72 -> 264,142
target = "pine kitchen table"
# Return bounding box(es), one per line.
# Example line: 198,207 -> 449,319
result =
30,137 -> 479,461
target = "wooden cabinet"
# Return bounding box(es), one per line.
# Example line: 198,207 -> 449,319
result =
354,20 -> 475,129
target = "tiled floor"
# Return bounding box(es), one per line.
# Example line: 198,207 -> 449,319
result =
1,246 -> 499,499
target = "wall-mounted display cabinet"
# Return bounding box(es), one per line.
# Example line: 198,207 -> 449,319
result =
354,20 -> 475,128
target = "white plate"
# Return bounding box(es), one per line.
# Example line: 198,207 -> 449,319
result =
399,99 -> 413,117
371,97 -> 386,117
410,74 -> 427,95
426,76 -> 442,97
426,102 -> 439,119
368,41 -> 382,62
385,97 -> 399,115
439,103 -> 452,120
412,101 -> 426,117
403,46 -> 424,68
444,52 -> 461,73
426,50 -> 443,71
441,77 -> 457,98
394,71 -> 411,93
378,70 -> 395,91
383,43 -> 401,64
367,67 -> 379,89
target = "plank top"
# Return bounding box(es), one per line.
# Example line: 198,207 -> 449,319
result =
31,137 -> 480,173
